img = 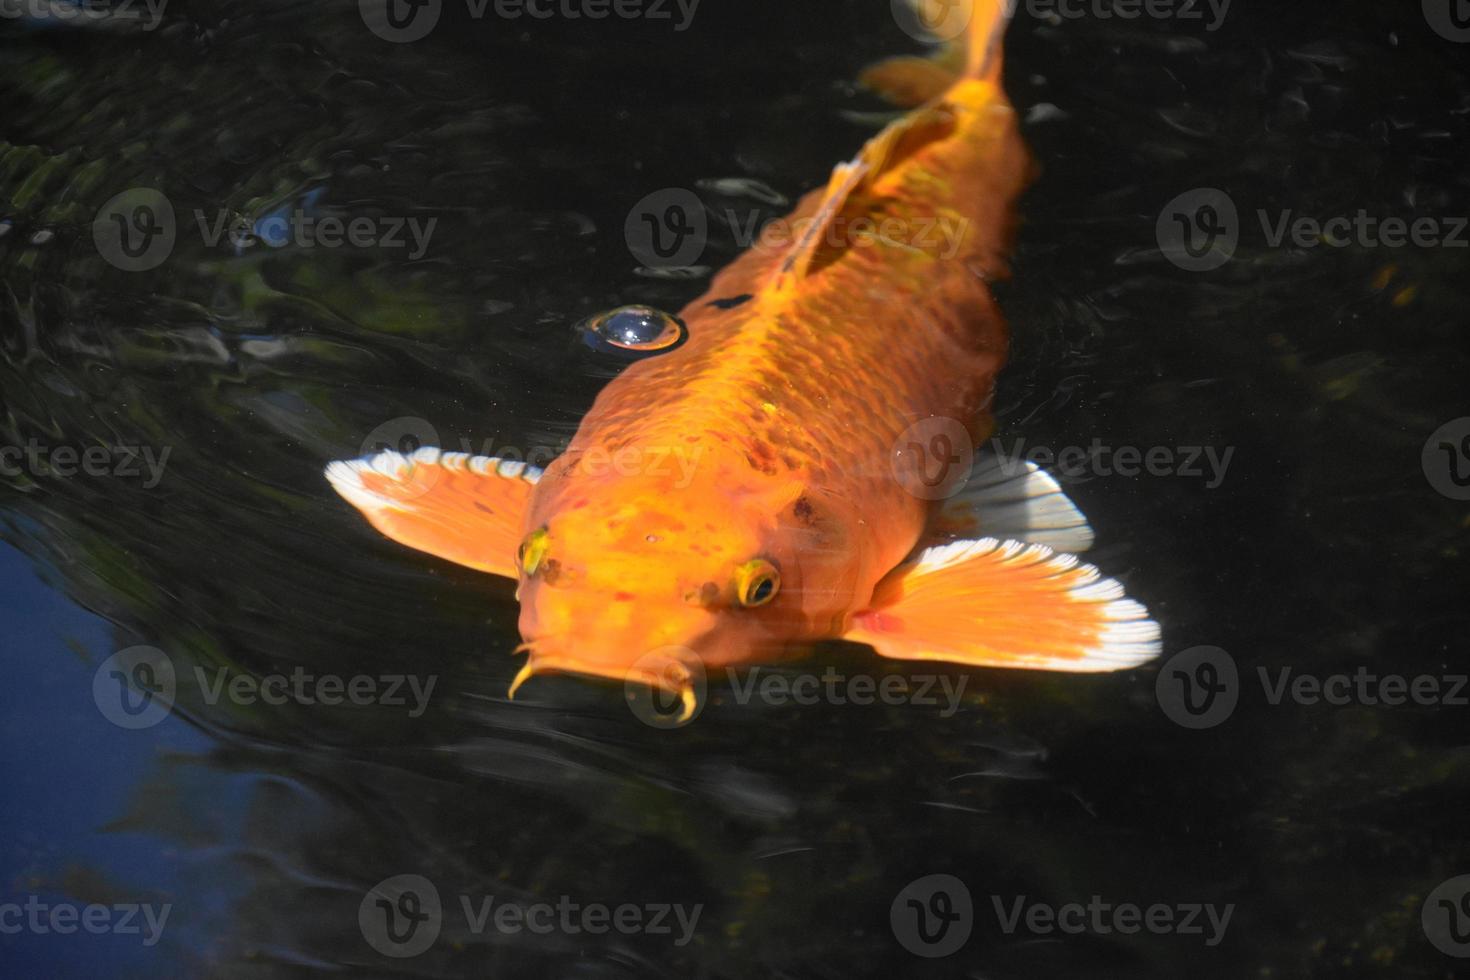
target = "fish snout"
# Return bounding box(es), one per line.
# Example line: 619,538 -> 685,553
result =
514,594 -> 723,691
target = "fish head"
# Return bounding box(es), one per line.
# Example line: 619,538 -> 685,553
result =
511,441 -> 872,701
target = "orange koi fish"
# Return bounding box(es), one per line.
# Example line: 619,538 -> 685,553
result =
326,0 -> 1160,717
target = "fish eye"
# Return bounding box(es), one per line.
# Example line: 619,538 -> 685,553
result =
518,527 -> 550,576
735,559 -> 780,608
579,305 -> 686,357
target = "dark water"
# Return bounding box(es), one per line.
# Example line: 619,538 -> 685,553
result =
1,1 -> 1468,977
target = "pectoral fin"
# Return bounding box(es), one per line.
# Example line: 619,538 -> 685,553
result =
324,448 -> 539,578
859,55 -> 960,108
845,538 -> 1159,671
921,455 -> 1095,553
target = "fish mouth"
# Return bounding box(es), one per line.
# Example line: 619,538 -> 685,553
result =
508,642 -> 706,721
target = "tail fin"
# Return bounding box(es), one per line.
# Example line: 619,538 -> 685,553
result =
864,0 -> 1015,108
963,0 -> 1013,81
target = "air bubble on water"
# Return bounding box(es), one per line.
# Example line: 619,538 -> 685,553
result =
1025,103 -> 1069,125
579,305 -> 686,356
633,265 -> 710,280
30,229 -> 54,245
695,177 -> 788,207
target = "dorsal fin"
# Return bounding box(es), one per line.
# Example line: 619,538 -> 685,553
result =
767,105 -> 957,293
771,158 -> 869,288
861,104 -> 957,185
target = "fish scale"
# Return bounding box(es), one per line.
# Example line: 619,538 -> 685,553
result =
540,78 -> 1028,575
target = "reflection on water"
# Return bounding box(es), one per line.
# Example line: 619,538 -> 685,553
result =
1,1 -> 1468,977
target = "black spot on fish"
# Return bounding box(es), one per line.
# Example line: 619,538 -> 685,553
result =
793,495 -> 815,526
745,441 -> 778,475
707,293 -> 753,310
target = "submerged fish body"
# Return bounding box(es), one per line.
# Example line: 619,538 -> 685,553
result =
327,1 -> 1160,710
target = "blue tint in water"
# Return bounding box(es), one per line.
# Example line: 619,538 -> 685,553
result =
0,541 -> 206,978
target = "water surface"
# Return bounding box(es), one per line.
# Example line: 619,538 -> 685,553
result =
1,1 -> 1468,977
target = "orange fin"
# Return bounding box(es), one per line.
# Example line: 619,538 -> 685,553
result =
887,0 -> 1014,82
771,158 -> 869,288
846,539 -> 1159,671
860,105 -> 958,184
767,106 -> 956,292
324,448 -> 539,578
858,55 -> 959,109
